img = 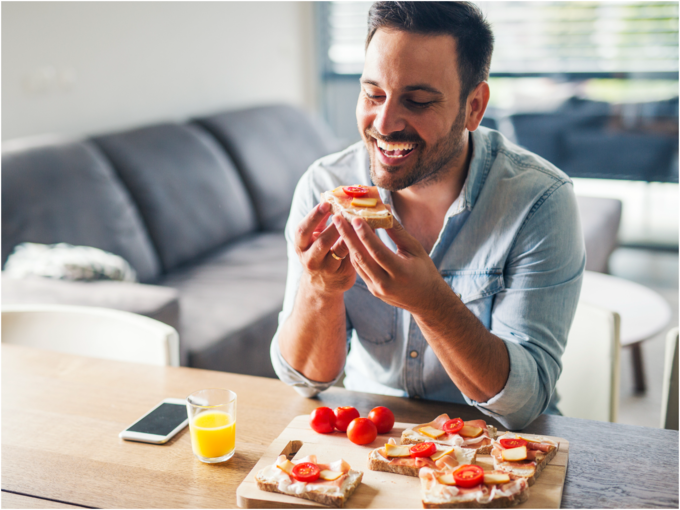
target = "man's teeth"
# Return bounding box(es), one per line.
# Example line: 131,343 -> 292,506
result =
376,139 -> 417,152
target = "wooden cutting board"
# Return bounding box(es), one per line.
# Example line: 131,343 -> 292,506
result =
236,415 -> 569,509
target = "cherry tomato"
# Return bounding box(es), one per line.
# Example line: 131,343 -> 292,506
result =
443,418 -> 464,434
346,417 -> 377,445
499,438 -> 528,449
410,442 -> 437,458
367,406 -> 395,434
334,406 -> 360,432
310,407 -> 336,434
291,462 -> 320,483
453,465 -> 484,488
342,186 -> 368,197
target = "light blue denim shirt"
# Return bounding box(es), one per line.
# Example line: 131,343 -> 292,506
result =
271,127 -> 585,430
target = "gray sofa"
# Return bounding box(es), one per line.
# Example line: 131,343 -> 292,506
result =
2,104 -> 341,376
2,104 -> 621,378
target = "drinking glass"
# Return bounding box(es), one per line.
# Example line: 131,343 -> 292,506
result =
186,389 -> 236,463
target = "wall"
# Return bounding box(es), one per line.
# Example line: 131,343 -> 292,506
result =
2,2 -> 317,141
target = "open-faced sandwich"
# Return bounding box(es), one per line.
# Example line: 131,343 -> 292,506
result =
255,454 -> 363,508
420,463 -> 530,509
490,433 -> 559,486
321,185 -> 393,229
369,437 -> 477,477
401,415 -> 497,454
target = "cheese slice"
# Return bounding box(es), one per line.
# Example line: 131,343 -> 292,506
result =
484,473 -> 511,484
419,426 -> 446,439
350,197 -> 377,207
459,425 -> 483,438
385,444 -> 411,458
502,446 -> 528,462
436,473 -> 457,486
319,470 -> 344,481
276,458 -> 295,476
430,447 -> 456,461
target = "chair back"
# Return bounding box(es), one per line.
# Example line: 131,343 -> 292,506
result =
661,328 -> 679,430
2,304 -> 179,366
556,301 -> 621,422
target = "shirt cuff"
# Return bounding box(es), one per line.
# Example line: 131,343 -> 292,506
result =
462,339 -> 541,429
270,334 -> 343,397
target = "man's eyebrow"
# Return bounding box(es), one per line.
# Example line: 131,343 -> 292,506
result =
404,84 -> 443,95
360,79 -> 443,96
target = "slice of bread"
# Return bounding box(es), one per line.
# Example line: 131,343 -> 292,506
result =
255,455 -> 363,508
321,185 -> 393,229
368,442 -> 477,478
420,468 -> 530,509
255,473 -> 363,508
401,415 -> 497,455
491,434 -> 559,486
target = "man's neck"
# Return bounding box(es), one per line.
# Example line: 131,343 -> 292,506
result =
393,132 -> 472,217
391,132 -> 473,254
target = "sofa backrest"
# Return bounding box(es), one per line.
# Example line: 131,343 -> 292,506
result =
1,140 -> 162,282
195,104 -> 342,231
93,123 -> 257,273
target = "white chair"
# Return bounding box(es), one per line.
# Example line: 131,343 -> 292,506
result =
556,301 -> 621,422
660,327 -> 679,430
2,304 -> 179,366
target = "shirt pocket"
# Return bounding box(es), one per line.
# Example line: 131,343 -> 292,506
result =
344,277 -> 397,345
441,269 -> 504,329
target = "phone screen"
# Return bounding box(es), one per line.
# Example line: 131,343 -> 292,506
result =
126,402 -> 187,436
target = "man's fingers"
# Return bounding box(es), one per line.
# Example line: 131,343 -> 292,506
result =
329,239 -> 349,262
384,217 -> 426,255
296,202 -> 332,250
333,214 -> 386,280
351,218 -> 397,273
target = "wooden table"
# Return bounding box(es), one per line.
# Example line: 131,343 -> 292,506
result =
3,344 -> 678,509
581,270 -> 673,392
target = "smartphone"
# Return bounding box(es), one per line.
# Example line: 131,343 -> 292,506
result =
119,398 -> 189,444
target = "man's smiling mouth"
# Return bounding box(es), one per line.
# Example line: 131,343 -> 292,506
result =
375,137 -> 418,159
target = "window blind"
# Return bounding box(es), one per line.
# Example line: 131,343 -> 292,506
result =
322,1 -> 679,76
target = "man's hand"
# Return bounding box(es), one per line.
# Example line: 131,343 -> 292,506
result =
296,202 -> 356,295
332,214 -> 450,314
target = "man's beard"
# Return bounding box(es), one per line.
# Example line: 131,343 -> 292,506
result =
365,106 -> 467,192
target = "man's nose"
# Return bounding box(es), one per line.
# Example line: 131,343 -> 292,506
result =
373,97 -> 406,136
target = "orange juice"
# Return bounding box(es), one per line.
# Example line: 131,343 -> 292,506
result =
189,410 -> 235,459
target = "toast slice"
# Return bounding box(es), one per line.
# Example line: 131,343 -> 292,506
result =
321,185 -> 393,229
368,438 -> 477,477
420,467 -> 530,509
490,433 -> 559,486
401,414 -> 497,454
255,454 -> 363,508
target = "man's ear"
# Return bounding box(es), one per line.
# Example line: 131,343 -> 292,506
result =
465,81 -> 490,132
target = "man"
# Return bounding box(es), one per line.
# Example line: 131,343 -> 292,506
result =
271,1 -> 584,430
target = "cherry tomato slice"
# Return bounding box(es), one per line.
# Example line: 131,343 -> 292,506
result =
342,186 -> 368,197
453,464 -> 484,488
291,462 -> 321,483
499,438 -> 528,449
442,418 -> 464,434
410,442 -> 437,458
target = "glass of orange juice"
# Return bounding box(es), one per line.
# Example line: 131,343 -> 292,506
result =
186,389 -> 236,463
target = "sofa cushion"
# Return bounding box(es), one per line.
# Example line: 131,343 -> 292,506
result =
93,123 -> 257,273
194,104 -> 341,231
1,274 -> 180,333
159,232 -> 287,373
1,140 -> 161,282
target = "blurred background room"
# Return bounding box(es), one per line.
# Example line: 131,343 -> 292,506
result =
2,2 -> 678,430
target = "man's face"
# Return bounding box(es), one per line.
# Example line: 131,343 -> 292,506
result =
357,29 -> 468,191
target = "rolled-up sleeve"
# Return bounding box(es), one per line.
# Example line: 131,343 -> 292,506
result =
270,171 -> 348,397
462,181 -> 585,430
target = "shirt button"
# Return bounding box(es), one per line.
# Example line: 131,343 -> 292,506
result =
410,350 -> 419,358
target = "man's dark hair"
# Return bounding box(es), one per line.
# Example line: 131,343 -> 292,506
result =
366,2 -> 494,101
